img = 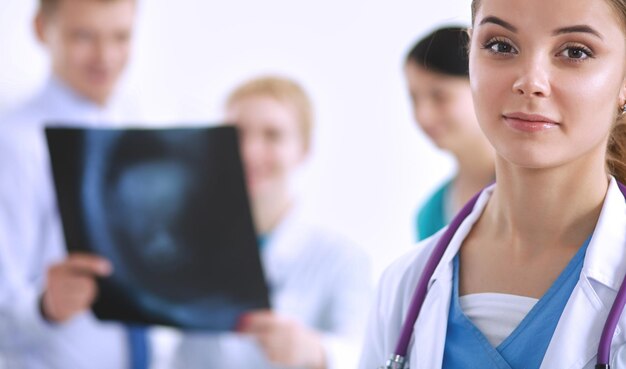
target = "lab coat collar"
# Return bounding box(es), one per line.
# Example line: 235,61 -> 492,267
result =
410,185 -> 494,369
428,184 -> 495,286
46,75 -> 104,110
581,177 -> 626,292
33,75 -> 116,127
260,205 -> 311,291
426,178 -> 626,291
540,177 -> 626,369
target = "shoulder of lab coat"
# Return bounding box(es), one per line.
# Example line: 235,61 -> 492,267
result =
358,185 -> 493,369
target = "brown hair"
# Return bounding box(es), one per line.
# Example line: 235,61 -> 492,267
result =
226,76 -> 314,152
39,0 -> 130,16
471,0 -> 626,183
39,0 -> 60,15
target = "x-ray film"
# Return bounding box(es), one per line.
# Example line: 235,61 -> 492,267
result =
46,126 -> 269,331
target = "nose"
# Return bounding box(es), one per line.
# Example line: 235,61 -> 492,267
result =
240,133 -> 263,166
94,37 -> 124,68
512,56 -> 551,98
414,101 -> 436,131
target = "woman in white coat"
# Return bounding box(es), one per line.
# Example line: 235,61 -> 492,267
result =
359,0 -> 626,367
176,76 -> 372,369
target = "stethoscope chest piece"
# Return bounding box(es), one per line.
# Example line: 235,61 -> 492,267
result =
380,354 -> 407,369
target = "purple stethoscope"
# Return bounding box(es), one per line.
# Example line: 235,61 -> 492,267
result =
381,182 -> 626,369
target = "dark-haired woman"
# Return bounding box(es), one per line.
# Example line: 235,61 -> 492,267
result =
405,26 -> 495,240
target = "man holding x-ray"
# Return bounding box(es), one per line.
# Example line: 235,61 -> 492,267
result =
0,0 -> 153,368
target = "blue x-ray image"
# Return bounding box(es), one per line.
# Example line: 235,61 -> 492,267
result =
46,126 -> 269,331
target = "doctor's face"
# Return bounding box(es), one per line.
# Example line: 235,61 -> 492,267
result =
469,0 -> 626,171
36,0 -> 136,106
226,96 -> 306,201
404,62 -> 482,153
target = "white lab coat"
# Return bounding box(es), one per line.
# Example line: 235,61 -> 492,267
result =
359,178 -> 626,369
0,77 -> 137,369
176,208 -> 373,369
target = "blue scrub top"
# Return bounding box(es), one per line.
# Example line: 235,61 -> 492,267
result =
442,237 -> 591,369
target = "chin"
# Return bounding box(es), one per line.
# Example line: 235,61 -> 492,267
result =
76,85 -> 113,105
84,78 -> 116,98
499,149 -> 566,172
251,181 -> 283,200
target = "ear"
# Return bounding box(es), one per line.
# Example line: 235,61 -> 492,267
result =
34,11 -> 48,44
465,28 -> 474,56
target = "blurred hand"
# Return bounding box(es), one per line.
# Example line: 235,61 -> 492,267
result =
41,253 -> 112,323
238,310 -> 326,369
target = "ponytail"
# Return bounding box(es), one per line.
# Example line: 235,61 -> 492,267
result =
608,114 -> 626,184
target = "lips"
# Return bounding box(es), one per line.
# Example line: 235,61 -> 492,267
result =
502,112 -> 559,133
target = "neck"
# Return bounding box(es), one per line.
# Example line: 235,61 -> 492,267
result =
450,137 -> 496,211
251,189 -> 293,235
483,155 -> 609,254
51,74 -> 111,108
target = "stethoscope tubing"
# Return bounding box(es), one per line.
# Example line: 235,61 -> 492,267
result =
393,190 -> 482,357
596,181 -> 626,366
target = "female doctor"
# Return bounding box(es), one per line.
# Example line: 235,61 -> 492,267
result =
359,0 -> 626,368
175,76 -> 372,369
404,26 -> 495,241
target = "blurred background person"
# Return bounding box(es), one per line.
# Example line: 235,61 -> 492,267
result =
2,0 -> 477,292
0,0 -> 165,368
404,26 -> 495,241
175,76 -> 372,369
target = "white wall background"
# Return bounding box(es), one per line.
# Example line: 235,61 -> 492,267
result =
0,0 -> 471,280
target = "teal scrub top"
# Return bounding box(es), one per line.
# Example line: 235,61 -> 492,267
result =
416,180 -> 452,241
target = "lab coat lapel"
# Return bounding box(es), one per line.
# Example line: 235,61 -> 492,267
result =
410,186 -> 495,369
540,178 -> 626,369
410,265 -> 453,369
538,278 -> 609,369
261,207 -> 309,293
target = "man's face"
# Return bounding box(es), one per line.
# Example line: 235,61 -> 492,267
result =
37,0 -> 136,105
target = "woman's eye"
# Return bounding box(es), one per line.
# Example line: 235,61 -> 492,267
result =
483,40 -> 516,55
559,47 -> 592,60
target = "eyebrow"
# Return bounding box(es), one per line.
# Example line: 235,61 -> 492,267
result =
479,16 -> 517,33
553,25 -> 603,40
479,15 -> 604,40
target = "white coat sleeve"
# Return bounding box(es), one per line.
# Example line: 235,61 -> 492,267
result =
319,243 -> 374,369
0,134 -> 62,351
357,244 -> 431,369
357,268 -> 394,369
